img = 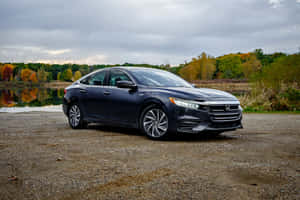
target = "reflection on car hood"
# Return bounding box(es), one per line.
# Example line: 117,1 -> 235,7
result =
164,87 -> 238,101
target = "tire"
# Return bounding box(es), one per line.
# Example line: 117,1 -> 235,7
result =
140,105 -> 169,140
68,103 -> 87,129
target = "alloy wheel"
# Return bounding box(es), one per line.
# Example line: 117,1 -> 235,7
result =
69,104 -> 81,128
143,108 -> 168,138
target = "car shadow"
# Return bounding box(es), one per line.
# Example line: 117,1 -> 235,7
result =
166,132 -> 238,143
87,123 -> 142,136
87,123 -> 238,142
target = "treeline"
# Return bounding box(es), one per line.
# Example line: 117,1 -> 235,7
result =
0,62 -> 176,83
178,49 -> 288,81
0,49 -> 298,85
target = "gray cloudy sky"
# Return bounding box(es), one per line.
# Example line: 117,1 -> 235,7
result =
0,0 -> 300,65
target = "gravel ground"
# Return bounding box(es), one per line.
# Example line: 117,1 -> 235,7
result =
0,112 -> 299,200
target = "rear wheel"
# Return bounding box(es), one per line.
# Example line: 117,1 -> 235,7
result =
68,104 -> 87,129
140,105 -> 169,139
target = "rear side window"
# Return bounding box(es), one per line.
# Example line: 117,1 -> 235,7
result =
80,71 -> 106,86
109,70 -> 131,86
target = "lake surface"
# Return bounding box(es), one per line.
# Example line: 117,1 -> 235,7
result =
0,88 -> 64,108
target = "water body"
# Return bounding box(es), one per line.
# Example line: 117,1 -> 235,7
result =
0,88 -> 64,112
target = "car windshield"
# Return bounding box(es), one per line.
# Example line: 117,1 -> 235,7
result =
130,69 -> 192,87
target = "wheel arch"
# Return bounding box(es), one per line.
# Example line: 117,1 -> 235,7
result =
137,98 -> 169,128
65,96 -> 80,114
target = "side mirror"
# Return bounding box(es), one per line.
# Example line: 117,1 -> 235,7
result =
191,83 -> 196,88
116,80 -> 137,90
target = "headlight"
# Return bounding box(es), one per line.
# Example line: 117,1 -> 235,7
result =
169,97 -> 199,110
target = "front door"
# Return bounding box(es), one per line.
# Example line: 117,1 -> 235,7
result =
105,69 -> 139,124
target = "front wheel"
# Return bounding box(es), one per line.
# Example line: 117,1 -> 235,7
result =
68,104 -> 87,129
140,105 -> 169,139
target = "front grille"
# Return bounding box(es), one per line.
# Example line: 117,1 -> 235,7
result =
209,105 -> 241,122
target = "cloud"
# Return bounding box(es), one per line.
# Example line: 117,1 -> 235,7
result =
46,49 -> 71,55
268,0 -> 284,8
0,0 -> 299,65
27,54 -> 107,65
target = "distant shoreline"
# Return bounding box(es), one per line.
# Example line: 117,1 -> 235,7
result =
0,81 -> 71,89
0,80 -> 251,93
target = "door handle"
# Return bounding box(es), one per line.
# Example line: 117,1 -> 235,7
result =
80,89 -> 87,93
103,91 -> 111,95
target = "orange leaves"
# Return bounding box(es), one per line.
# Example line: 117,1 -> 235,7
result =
29,72 -> 38,83
21,68 -> 38,82
240,53 -> 251,61
21,88 -> 38,103
21,69 -> 32,81
0,90 -> 16,107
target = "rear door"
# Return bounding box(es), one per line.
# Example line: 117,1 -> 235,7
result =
79,70 -> 109,120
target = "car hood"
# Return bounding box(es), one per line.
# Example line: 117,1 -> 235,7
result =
162,87 -> 238,101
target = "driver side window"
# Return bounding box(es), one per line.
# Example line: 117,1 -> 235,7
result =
109,70 -> 131,86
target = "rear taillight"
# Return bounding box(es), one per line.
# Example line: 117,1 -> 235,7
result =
64,89 -> 67,94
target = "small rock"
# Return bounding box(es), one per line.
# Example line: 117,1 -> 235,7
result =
56,157 -> 63,161
8,176 -> 18,181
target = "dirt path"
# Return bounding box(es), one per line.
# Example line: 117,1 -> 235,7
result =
0,113 -> 299,200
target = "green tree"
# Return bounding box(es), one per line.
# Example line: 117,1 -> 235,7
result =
216,54 -> 243,79
260,54 -> 300,92
62,68 -> 73,81
57,72 -> 61,81
37,68 -> 48,82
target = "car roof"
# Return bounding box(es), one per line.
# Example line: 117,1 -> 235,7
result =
111,66 -> 164,72
77,66 -> 160,82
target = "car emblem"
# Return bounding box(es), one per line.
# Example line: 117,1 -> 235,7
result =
225,105 -> 231,111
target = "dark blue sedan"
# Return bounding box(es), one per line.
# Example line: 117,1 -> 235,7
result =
63,67 -> 243,139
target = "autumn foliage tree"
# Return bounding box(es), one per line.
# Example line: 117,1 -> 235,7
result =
29,72 -> 38,83
0,64 -> 14,81
179,52 -> 216,81
241,54 -> 261,79
199,53 -> 216,80
179,58 -> 199,81
62,68 -> 73,81
73,70 -> 82,81
21,68 -> 37,82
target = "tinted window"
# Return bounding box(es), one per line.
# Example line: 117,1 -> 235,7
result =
109,70 -> 131,86
80,71 -> 106,85
130,69 -> 192,87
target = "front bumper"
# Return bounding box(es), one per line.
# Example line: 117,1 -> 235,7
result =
174,104 -> 243,134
